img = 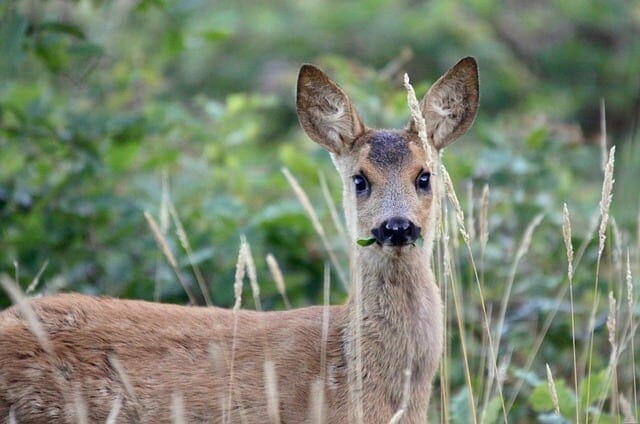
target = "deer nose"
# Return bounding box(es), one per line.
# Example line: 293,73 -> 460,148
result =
371,217 -> 422,246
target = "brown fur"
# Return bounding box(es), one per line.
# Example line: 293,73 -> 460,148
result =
0,57 -> 479,423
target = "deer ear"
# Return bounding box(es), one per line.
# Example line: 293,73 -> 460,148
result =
296,64 -> 366,155
409,57 -> 479,150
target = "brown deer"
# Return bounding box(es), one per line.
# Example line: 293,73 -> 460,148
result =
0,57 -> 478,423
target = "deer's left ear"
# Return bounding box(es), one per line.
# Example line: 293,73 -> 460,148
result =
409,57 -> 479,150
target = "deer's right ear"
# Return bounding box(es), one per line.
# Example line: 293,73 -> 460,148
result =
296,64 -> 366,155
409,57 -> 479,150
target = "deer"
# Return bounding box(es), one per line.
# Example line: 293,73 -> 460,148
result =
0,57 -> 478,423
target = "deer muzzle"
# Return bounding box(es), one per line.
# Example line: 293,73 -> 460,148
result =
371,217 -> 422,246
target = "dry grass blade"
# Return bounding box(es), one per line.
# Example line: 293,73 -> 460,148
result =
72,384 -> 89,424
562,203 -> 579,422
466,181 -> 476,243
479,184 -> 490,255
266,253 -> 291,309
105,394 -> 123,424
599,99 -> 607,172
228,237 -> 248,420
598,146 -> 616,257
562,204 -> 574,281
233,236 -> 249,311
442,165 -> 470,244
319,171 -> 347,240
108,354 -> 137,401
585,144 -> 616,413
348,257 -> 365,424
25,260 -> 48,294
243,238 -> 262,311
171,392 -> 185,424
625,251 -> 638,413
496,213 -> 544,347
607,291 -> 618,364
545,364 -> 560,416
403,73 -> 433,167
442,209 -> 477,422
611,218 -> 623,278
603,291 -> 620,419
310,378 -> 326,424
388,367 -> 412,424
619,393 -> 636,423
144,211 -> 197,305
0,274 -> 54,356
168,199 -> 212,306
637,206 -> 640,256
263,360 -> 280,424
282,167 -> 348,289
320,262 -> 331,380
403,73 -> 442,252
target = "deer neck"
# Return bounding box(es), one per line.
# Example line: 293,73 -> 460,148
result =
343,246 -> 443,404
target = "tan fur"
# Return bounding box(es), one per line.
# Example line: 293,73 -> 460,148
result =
0,58 -> 479,423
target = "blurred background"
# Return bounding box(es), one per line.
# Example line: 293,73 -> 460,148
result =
1,0 -> 639,421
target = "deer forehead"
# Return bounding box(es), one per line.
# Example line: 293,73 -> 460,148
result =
355,130 -> 426,180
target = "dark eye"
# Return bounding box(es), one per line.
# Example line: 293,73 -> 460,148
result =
416,171 -> 431,192
352,174 -> 369,195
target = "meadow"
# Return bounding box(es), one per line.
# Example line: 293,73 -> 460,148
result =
1,0 -> 639,421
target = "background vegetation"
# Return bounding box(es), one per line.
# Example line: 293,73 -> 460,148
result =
1,0 -> 639,422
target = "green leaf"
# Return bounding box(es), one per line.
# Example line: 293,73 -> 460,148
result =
480,396 -> 503,424
525,127 -> 549,149
357,238 -> 376,246
450,387 -> 473,424
579,368 -> 611,408
202,29 -> 231,42
529,377 -> 575,417
39,22 -> 85,39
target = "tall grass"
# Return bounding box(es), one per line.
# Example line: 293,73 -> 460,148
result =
2,79 -> 638,424
425,107 -> 638,422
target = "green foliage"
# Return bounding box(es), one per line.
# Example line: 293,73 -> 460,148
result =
528,368 -> 620,422
1,0 -> 639,420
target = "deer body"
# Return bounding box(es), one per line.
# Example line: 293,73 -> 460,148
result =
0,58 -> 478,423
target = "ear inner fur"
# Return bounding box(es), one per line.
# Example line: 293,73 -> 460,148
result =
296,64 -> 366,154
409,56 -> 479,150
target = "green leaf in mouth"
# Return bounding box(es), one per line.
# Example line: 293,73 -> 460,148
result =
413,236 -> 424,247
356,238 -> 376,246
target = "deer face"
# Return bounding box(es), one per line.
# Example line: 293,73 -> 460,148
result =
296,58 -> 479,252
345,130 -> 429,247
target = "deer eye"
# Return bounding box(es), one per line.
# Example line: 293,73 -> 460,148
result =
416,171 -> 431,192
352,174 -> 370,195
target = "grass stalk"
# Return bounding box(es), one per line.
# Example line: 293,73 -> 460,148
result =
266,253 -> 291,309
171,392 -> 185,424
545,364 -> 560,416
105,395 -> 123,424
625,252 -> 637,415
562,203 -> 579,422
167,198 -> 212,306
584,145 -> 616,422
442,208 -> 478,423
282,167 -> 348,290
144,211 -> 197,305
264,360 -> 280,424
227,236 -> 249,422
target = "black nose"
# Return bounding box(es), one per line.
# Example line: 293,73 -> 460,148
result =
371,217 -> 421,246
